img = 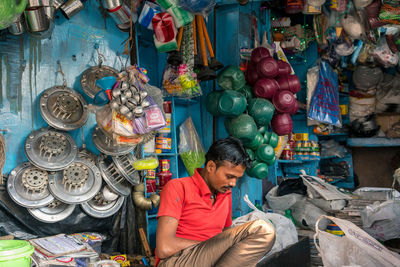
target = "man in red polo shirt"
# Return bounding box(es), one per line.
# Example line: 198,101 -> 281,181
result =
156,137 -> 275,267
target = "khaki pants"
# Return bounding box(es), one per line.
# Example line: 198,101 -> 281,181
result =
158,219 -> 275,267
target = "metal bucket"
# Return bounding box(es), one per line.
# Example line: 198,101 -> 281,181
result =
25,7 -> 50,32
8,14 -> 26,35
60,0 -> 84,19
108,4 -> 130,25
52,0 -> 65,10
102,0 -> 122,10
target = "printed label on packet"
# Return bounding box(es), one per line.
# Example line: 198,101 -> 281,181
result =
110,254 -> 131,267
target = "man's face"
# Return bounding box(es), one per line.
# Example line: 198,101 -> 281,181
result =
206,161 -> 246,193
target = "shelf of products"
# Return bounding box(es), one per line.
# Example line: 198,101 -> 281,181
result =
347,138 -> 400,147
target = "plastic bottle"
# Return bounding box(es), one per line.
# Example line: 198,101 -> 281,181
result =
255,200 -> 263,211
157,159 -> 172,191
284,209 -> 296,226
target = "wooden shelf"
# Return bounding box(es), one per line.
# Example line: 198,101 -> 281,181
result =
347,138 -> 400,147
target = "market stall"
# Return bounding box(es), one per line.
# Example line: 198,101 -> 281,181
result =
0,0 -> 400,266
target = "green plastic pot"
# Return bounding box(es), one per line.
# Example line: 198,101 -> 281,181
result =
225,114 -> 258,145
269,132 -> 279,148
247,161 -> 269,179
245,132 -> 264,150
206,90 -> 223,116
246,148 -> 255,161
258,126 -> 267,135
238,85 -> 253,102
256,144 -> 275,162
265,155 -> 276,166
218,90 -> 247,117
247,98 -> 275,126
217,65 -> 246,91
0,240 -> 34,267
263,131 -> 272,144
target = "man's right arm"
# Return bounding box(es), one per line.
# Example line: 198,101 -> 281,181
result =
156,216 -> 200,259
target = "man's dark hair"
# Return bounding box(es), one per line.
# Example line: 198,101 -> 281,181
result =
205,136 -> 252,169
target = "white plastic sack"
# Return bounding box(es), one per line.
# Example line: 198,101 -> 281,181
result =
232,195 -> 298,258
291,199 -> 329,231
308,198 -> 346,212
361,200 -> 400,241
265,186 -> 305,210
314,215 -> 400,267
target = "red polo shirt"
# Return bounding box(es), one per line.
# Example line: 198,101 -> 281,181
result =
157,168 -> 232,241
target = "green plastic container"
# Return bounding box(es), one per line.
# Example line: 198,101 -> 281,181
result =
247,98 -> 275,126
246,160 -> 269,179
269,132 -> 279,148
256,144 -> 275,162
217,65 -> 246,91
225,114 -> 258,145
246,148 -> 255,161
245,132 -> 264,150
263,131 -> 272,144
0,240 -> 34,267
238,85 -> 253,102
206,90 -> 223,116
218,90 -> 247,117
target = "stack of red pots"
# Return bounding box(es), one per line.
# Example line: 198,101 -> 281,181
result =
245,47 -> 301,136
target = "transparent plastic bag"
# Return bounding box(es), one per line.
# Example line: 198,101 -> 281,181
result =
178,117 -> 205,176
178,0 -> 216,17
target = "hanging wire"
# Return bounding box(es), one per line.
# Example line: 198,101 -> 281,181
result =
0,133 -> 5,185
56,61 -> 67,87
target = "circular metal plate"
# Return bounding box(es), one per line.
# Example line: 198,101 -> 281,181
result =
28,200 -> 76,223
112,153 -> 140,185
81,191 -> 125,218
77,148 -> 97,165
96,155 -> 131,197
48,158 -> 102,204
24,128 -> 78,171
39,86 -> 89,131
80,65 -> 119,99
7,162 -> 54,208
92,127 -> 134,156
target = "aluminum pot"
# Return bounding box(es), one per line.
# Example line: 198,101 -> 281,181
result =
52,0 -> 64,9
60,0 -> 84,19
25,7 -> 50,32
108,4 -> 131,27
102,0 -> 122,10
8,14 -> 26,35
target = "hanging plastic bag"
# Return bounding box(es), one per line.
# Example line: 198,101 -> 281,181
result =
308,61 -> 342,127
314,215 -> 400,267
178,117 -> 205,176
178,0 -> 216,17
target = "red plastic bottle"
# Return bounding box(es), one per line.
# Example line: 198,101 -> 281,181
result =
157,159 -> 172,191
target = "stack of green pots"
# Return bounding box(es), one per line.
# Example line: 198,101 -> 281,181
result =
206,65 -> 280,180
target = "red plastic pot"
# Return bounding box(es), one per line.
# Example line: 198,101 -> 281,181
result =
277,60 -> 291,76
251,47 -> 271,64
275,74 -> 301,93
289,99 -> 299,115
245,63 -> 259,85
257,57 -> 279,78
254,78 -> 279,99
273,90 -> 296,113
271,113 -> 293,135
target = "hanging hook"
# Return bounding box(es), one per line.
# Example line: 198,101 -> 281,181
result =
96,46 -> 106,67
57,60 -> 67,87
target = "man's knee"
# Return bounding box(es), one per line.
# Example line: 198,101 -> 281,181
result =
249,219 -> 276,243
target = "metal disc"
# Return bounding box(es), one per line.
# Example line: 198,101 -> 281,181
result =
80,65 -> 119,99
39,86 -> 89,131
92,127 -> 135,156
24,128 -> 78,171
96,154 -> 131,197
7,162 -> 54,208
112,153 -> 140,185
28,200 -> 76,223
77,148 -> 97,165
48,157 -> 102,204
81,189 -> 125,218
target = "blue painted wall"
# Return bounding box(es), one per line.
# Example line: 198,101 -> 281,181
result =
0,1 -> 130,174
